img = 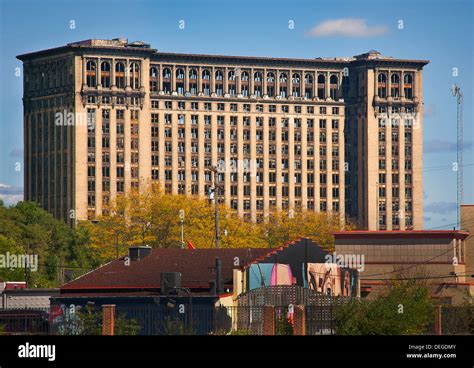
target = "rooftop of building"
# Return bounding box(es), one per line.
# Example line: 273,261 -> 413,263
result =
60,247 -> 273,292
16,38 -> 429,66
333,230 -> 469,240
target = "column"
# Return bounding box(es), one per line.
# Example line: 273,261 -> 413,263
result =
101,305 -> 115,336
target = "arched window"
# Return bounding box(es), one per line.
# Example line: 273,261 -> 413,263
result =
228,70 -> 236,81
305,74 -> 313,98
404,74 -> 413,99
176,68 -> 184,95
100,61 -> 111,88
241,71 -> 249,96
162,68 -> 171,79
292,73 -> 300,97
189,69 -> 197,95
377,73 -> 387,98
330,75 -> 338,100
292,73 -> 300,83
115,62 -> 125,88
254,72 -> 262,96
317,74 -> 326,99
176,68 -> 184,79
130,62 -> 140,89
280,73 -> 287,83
189,69 -> 197,79
150,67 -> 158,92
266,72 -> 275,96
215,70 -> 224,96
86,60 -> 96,87
391,73 -> 400,98
202,70 -> 210,95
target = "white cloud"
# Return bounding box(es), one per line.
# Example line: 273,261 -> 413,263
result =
425,201 -> 457,215
306,18 -> 389,38
0,183 -> 23,206
424,139 -> 473,154
0,194 -> 23,206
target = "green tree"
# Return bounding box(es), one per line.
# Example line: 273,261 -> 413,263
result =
336,280 -> 434,335
0,201 -> 96,287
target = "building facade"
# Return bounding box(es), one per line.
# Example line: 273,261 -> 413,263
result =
334,230 -> 472,305
17,39 -> 428,229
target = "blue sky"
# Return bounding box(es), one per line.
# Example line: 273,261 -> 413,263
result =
0,0 -> 472,229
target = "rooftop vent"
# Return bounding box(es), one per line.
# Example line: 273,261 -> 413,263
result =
128,245 -> 151,261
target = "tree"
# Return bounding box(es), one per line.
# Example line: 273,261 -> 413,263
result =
336,280 -> 434,335
80,184 -> 266,263
0,201 -> 96,287
80,183 -> 351,263
260,209 -> 351,251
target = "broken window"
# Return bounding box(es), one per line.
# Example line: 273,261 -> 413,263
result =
100,61 -> 110,88
86,60 -> 96,87
390,73 -> 400,98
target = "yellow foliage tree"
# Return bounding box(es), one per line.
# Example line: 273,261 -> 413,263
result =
78,184 -> 265,262
260,208 -> 354,251
79,183 -> 351,263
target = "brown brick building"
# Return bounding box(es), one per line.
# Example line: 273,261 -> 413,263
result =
334,230 -> 472,305
17,39 -> 428,229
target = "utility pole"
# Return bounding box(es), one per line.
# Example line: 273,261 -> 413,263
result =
210,166 -> 221,248
452,85 -> 463,229
179,209 -> 185,249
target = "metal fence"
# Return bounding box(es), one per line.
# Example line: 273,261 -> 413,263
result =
1,302 -> 471,336
0,308 -> 51,335
115,305 -> 233,335
425,305 -> 474,335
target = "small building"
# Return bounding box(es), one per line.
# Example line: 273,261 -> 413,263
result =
334,230 -> 471,304
1,288 -> 60,309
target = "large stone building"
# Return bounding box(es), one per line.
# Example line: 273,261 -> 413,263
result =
17,39 -> 428,228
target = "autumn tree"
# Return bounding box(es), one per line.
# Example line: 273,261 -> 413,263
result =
260,209 -> 351,251
80,184 -> 265,262
80,183 -> 351,263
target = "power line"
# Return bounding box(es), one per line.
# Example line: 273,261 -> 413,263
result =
359,246 -> 457,278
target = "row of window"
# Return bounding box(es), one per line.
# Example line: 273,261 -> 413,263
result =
84,60 -> 346,99
89,189 -> 341,215
378,159 -> 413,171
154,101 -> 341,115
26,62 -> 73,92
377,72 -> 414,99
379,214 -> 413,227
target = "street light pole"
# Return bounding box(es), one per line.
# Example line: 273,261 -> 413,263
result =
210,166 -> 220,249
179,209 -> 185,249
180,218 -> 185,249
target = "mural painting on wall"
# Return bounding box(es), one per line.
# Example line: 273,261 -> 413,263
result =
307,263 -> 358,297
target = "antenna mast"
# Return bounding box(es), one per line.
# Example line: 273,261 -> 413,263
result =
452,84 -> 463,229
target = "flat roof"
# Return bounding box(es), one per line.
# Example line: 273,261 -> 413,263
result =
16,39 -> 429,67
333,230 -> 469,240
